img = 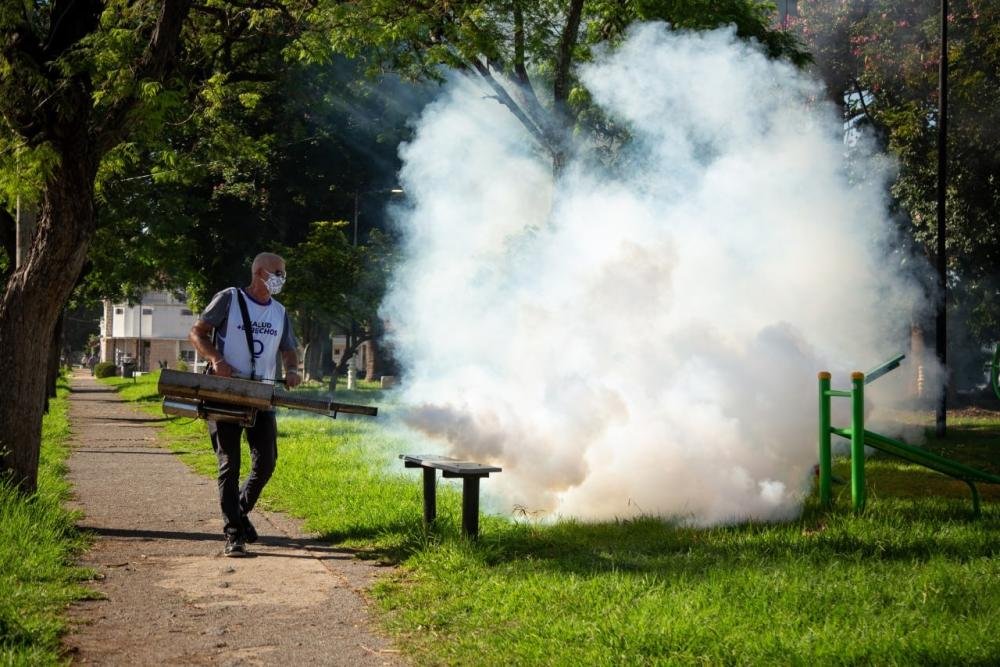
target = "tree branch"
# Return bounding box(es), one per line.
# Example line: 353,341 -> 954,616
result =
852,78 -> 876,125
0,208 -> 15,284
509,1 -> 563,154
95,0 -> 194,152
513,2 -> 528,85
140,0 -> 195,82
470,58 -> 547,148
43,0 -> 103,59
1,14 -> 47,140
225,0 -> 300,25
553,0 -> 584,106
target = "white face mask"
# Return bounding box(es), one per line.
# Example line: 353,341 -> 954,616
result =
263,270 -> 285,295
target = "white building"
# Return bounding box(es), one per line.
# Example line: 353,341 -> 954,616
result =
100,291 -> 203,372
330,334 -> 368,373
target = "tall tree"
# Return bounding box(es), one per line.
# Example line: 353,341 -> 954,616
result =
0,0 -> 323,492
791,0 -> 1000,372
75,55 -> 421,355
327,0 -> 808,171
0,0 -> 193,492
279,221 -> 396,390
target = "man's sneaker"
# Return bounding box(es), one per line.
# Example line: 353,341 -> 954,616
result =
224,535 -> 249,558
241,515 -> 258,544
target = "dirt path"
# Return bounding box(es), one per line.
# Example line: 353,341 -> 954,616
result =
62,370 -> 403,666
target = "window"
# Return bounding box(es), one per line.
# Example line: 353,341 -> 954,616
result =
180,309 -> 193,316
179,350 -> 195,362
141,308 -> 153,315
114,308 -> 124,315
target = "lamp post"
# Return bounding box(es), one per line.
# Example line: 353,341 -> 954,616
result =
137,296 -> 143,374
353,191 -> 360,246
935,0 -> 949,437
347,187 -> 403,388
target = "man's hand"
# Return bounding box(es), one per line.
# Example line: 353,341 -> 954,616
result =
189,321 -> 230,377
285,369 -> 302,388
212,359 -> 234,377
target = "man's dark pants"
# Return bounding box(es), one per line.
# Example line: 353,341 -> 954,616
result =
208,411 -> 278,538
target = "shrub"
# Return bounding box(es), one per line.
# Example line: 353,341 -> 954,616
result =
176,359 -> 189,372
94,362 -> 117,378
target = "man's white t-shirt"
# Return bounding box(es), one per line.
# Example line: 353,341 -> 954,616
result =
199,287 -> 297,382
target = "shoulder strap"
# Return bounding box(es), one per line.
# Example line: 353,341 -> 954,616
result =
235,289 -> 257,381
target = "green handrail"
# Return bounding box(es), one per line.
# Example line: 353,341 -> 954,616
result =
861,430 -> 1000,486
818,372 -> 832,507
864,353 -> 906,385
818,353 -> 999,516
850,372 -> 866,511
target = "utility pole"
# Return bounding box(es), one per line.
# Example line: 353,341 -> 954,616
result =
935,0 -> 949,437
353,191 -> 360,246
137,296 -> 143,373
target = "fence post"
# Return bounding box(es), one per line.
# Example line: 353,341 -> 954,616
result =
851,371 -> 866,512
818,372 -> 832,507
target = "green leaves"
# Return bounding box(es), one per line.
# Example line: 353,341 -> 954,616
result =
793,0 -> 1000,351
280,220 -> 395,340
324,0 -> 808,170
0,136 -> 57,212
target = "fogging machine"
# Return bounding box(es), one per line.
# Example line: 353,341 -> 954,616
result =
158,368 -> 378,427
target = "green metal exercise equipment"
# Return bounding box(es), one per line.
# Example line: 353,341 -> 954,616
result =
818,353 -> 1000,515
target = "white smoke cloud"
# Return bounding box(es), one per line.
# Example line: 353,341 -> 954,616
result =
381,24 -> 932,525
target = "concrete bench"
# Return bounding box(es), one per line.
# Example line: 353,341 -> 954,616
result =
400,454 -> 502,539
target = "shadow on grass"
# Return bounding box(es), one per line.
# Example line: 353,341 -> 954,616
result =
921,424 -> 1000,475
366,494 -> 1000,582
276,420 -> 372,439
311,519 -> 432,559
130,395 -> 163,403
291,457 -> 1000,577
285,386 -> 385,408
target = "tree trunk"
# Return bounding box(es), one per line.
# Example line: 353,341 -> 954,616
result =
329,343 -> 350,394
43,312 -> 65,414
328,332 -> 371,393
303,336 -> 326,382
15,199 -> 37,269
0,140 -> 98,493
364,337 -> 378,381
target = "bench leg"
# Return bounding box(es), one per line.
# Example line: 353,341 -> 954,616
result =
461,476 -> 480,539
422,467 -> 437,524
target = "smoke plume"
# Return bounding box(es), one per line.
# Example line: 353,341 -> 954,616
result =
381,24 -> 931,524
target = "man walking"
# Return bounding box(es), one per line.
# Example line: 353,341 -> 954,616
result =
188,252 -> 300,557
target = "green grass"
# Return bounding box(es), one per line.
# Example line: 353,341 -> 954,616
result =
108,372 -> 1000,665
0,377 -> 95,665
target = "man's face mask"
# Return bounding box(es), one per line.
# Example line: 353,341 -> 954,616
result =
263,270 -> 286,295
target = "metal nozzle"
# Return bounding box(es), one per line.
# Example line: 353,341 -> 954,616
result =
162,398 -> 202,419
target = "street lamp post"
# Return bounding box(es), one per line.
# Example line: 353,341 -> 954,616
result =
353,191 -> 360,246
347,187 -> 403,388
935,0 -> 949,437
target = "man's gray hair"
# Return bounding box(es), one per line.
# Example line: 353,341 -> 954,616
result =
251,252 -> 284,275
